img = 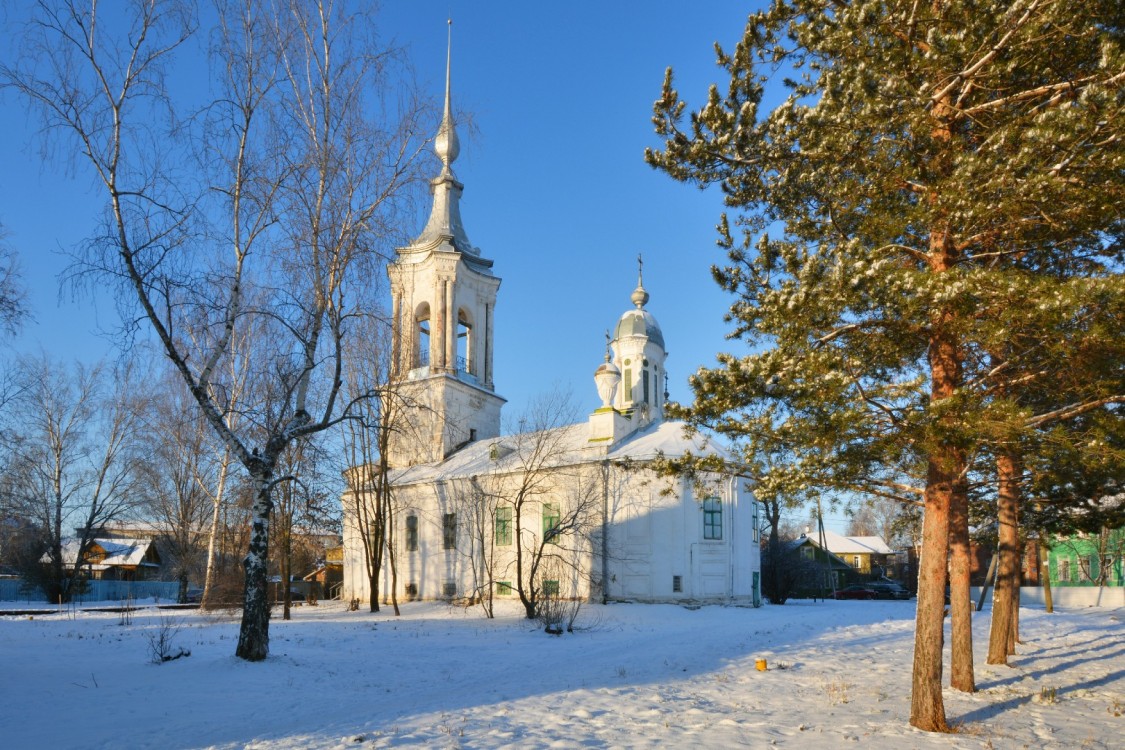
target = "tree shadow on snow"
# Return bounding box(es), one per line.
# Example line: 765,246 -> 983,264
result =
976,642 -> 1125,690
955,668 -> 1125,725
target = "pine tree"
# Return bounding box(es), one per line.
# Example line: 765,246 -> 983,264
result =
971,272 -> 1124,663
647,1 -> 1123,731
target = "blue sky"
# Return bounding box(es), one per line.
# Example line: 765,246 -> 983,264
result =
364,2 -> 758,419
0,2 -> 854,532
1,1 -> 748,407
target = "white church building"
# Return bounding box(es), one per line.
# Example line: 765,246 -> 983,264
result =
340,33 -> 761,608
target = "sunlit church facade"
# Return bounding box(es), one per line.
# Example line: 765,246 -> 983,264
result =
340,34 -> 760,607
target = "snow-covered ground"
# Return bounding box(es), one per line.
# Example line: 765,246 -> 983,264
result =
1,597 -> 1121,749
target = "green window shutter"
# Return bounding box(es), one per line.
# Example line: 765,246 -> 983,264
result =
442,513 -> 456,550
543,502 -> 561,543
405,515 -> 418,551
495,506 -> 512,546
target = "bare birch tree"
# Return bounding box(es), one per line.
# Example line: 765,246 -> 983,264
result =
272,438 -> 335,619
194,322 -> 253,609
341,347 -> 406,614
0,224 -> 27,341
5,355 -> 145,602
445,474 -> 499,617
139,367 -> 214,603
474,393 -> 603,620
2,0 -> 430,658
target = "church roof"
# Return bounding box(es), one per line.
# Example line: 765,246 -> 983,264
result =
614,307 -> 664,349
605,419 -> 724,462
388,419 -> 730,487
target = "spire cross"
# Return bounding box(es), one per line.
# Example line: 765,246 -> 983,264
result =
631,253 -> 649,308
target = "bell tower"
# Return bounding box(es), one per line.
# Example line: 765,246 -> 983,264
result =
386,21 -> 504,467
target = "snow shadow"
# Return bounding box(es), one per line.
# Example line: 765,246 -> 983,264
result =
977,642 -> 1125,690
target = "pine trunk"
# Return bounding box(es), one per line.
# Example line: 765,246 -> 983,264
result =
948,461 -> 975,692
911,457 -> 953,731
910,317 -> 959,732
987,451 -> 1020,664
236,473 -> 273,661
1011,501 -> 1022,651
909,180 -> 959,730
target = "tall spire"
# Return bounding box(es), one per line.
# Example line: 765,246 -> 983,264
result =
433,19 -> 459,173
401,19 -> 486,263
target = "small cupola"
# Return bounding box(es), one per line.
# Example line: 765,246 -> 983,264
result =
610,256 -> 667,420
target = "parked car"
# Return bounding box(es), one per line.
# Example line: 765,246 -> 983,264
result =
868,581 -> 912,600
834,584 -> 876,600
184,587 -> 204,604
274,587 -> 305,603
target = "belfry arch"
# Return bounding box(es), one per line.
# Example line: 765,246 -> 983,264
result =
415,302 -> 432,368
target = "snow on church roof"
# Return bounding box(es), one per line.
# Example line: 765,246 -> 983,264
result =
606,419 -> 725,462
389,419 -> 731,487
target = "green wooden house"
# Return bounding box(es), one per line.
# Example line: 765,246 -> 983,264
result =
1046,528 -> 1125,587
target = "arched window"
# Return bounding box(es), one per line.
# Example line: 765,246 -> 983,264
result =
415,303 -> 431,367
456,309 -> 472,374
642,358 -> 650,404
405,514 -> 419,551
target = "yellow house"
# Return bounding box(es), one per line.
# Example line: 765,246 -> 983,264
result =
796,530 -> 894,577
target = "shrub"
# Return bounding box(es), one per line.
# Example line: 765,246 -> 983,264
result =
146,616 -> 190,664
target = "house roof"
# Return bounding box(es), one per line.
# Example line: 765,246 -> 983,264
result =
799,530 -> 894,555
44,538 -> 159,570
784,535 -> 851,568
387,419 -> 729,488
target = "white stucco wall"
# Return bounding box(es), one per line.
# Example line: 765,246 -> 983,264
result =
341,459 -> 760,607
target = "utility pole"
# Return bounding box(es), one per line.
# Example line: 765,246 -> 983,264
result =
816,496 -> 836,600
